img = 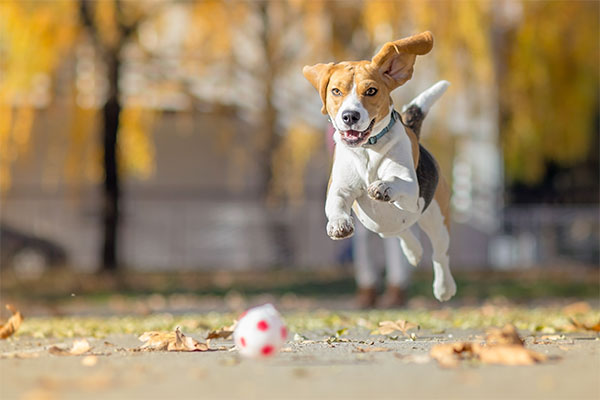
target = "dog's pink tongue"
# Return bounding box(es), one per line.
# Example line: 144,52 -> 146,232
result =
346,130 -> 360,137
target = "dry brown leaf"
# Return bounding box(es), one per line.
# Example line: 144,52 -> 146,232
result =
473,343 -> 546,365
562,301 -> 591,315
354,346 -> 390,353
48,346 -> 71,356
430,325 -> 547,367
206,322 -> 237,344
0,304 -> 23,339
70,339 -> 92,355
430,342 -> 474,368
539,335 -> 563,341
138,331 -> 175,351
139,326 -> 209,352
374,320 -> 418,336
569,318 -> 600,332
485,324 -> 523,346
48,339 -> 92,356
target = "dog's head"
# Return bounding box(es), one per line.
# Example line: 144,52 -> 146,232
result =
303,31 -> 433,147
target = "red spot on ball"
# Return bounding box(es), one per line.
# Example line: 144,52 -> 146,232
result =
281,326 -> 287,339
257,320 -> 269,331
261,345 -> 274,356
240,337 -> 246,347
239,311 -> 248,319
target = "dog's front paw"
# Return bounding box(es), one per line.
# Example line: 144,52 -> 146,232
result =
367,181 -> 392,202
327,217 -> 355,240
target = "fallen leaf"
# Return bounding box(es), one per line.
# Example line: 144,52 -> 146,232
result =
354,346 -> 390,353
485,324 -> 523,346
48,339 -> 92,356
539,335 -> 564,341
293,333 -> 308,342
48,346 -> 72,356
335,328 -> 348,337
0,304 -> 23,339
562,301 -> 591,315
473,343 -> 546,365
373,320 -> 419,336
139,326 -> 209,352
430,325 -> 547,367
430,342 -> 474,368
206,322 -> 236,342
70,339 -> 92,355
326,336 -> 349,344
569,318 -> 600,332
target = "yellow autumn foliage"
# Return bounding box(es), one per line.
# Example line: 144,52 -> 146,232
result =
501,1 -> 599,183
118,106 -> 156,179
0,0 -> 597,195
270,122 -> 322,204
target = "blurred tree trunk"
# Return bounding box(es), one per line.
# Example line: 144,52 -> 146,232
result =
257,1 -> 293,265
79,0 -> 138,272
101,54 -> 122,271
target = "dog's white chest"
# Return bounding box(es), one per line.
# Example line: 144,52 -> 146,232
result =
332,128 -> 421,237
354,148 -> 386,185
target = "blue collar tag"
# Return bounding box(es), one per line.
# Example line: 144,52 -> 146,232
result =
364,110 -> 400,146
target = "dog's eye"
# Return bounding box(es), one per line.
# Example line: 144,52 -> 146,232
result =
365,87 -> 378,96
331,88 -> 342,96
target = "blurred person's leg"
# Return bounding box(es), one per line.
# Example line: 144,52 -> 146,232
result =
380,236 -> 412,307
353,222 -> 377,308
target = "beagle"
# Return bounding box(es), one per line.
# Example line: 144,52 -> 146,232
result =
303,31 -> 456,302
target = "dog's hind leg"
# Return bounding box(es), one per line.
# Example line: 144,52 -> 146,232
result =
417,179 -> 456,301
398,229 -> 422,267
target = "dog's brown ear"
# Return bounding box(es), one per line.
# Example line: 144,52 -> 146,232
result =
371,31 -> 434,90
303,62 -> 334,114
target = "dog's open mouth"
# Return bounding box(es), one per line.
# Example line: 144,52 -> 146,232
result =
340,119 -> 375,146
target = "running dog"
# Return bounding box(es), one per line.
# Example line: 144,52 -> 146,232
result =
303,31 -> 456,302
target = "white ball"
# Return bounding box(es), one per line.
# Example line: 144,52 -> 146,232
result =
233,303 -> 287,358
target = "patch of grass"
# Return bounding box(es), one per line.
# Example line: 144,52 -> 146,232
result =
13,306 -> 600,339
2,267 -> 598,307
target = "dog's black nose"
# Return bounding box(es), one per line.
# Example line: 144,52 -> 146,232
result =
342,110 -> 361,125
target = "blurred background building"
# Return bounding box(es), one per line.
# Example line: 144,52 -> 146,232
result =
1,0 -> 598,277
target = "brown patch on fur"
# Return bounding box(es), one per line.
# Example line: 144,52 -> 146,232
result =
400,105 -> 425,139
434,175 -> 451,230
324,62 -> 392,126
303,31 -> 434,124
404,128 -> 420,169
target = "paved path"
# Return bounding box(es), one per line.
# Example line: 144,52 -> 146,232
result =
2,328 -> 599,400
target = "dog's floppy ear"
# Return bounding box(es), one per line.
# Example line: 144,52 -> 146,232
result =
303,62 -> 334,115
371,31 -> 434,90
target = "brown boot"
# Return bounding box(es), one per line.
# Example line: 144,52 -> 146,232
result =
379,285 -> 406,308
356,287 -> 377,309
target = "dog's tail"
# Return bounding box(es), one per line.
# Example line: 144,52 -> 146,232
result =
400,80 -> 450,139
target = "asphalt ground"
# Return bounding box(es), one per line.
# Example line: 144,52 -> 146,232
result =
1,323 -> 599,399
